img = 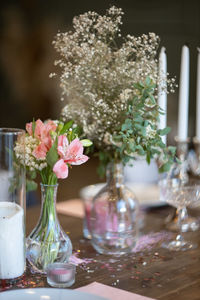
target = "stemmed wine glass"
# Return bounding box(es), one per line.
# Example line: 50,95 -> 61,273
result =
163,164 -> 199,232
159,179 -> 200,251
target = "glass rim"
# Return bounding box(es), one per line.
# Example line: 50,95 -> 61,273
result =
0,128 -> 25,135
46,262 -> 76,271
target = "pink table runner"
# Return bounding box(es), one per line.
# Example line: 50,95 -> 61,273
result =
77,282 -> 155,300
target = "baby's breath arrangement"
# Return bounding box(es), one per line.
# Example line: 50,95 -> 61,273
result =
52,6 -> 177,177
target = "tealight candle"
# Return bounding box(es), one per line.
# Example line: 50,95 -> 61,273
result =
46,263 -> 76,288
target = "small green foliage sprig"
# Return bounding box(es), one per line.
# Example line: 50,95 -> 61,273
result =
97,77 -> 177,177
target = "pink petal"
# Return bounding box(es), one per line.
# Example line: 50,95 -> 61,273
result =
26,122 -> 33,136
35,119 -> 45,139
39,121 -> 57,151
64,138 -> 84,162
41,129 -> 52,150
45,120 -> 57,133
33,143 -> 47,159
70,154 -> 89,165
63,138 -> 89,165
57,135 -> 69,158
53,159 -> 69,179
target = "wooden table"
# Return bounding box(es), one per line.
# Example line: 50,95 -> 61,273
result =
22,204 -> 200,300
1,205 -> 199,299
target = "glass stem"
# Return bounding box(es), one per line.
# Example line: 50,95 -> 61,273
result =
176,207 -> 187,240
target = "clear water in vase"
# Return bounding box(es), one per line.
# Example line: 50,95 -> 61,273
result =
26,184 -> 72,273
90,162 -> 139,255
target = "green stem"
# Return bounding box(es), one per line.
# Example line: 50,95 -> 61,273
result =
35,172 -> 60,269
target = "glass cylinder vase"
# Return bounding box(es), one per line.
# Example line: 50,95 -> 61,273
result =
0,128 -> 26,280
26,183 -> 72,274
90,162 -> 139,255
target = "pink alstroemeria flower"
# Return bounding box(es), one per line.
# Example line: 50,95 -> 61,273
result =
53,137 -> 89,179
26,119 -> 57,160
32,143 -> 47,160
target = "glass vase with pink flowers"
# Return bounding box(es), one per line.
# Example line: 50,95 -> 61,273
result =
15,119 -> 91,273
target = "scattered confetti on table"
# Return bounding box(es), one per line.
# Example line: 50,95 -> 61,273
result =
0,230 -> 175,292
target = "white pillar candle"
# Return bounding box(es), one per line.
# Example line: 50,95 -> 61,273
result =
0,202 -> 25,279
158,47 -> 167,144
196,48 -> 200,140
177,45 -> 190,141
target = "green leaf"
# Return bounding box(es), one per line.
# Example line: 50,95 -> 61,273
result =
97,164 -> 106,179
29,170 -> 37,180
136,145 -> 145,155
80,139 -> 93,147
159,162 -> 172,173
145,76 -> 151,86
151,148 -> 161,155
99,152 -> 104,161
146,152 -> 151,164
157,140 -> 166,148
46,139 -> 59,168
26,180 -> 38,192
149,94 -> 156,104
60,120 -> 74,134
72,125 -> 82,137
134,124 -> 142,130
158,127 -> 171,136
175,157 -> 181,164
122,119 -> 132,131
140,127 -> 146,136
134,116 -> 143,123
168,146 -> 176,155
32,118 -> 36,137
139,81 -> 145,88
133,82 -> 144,90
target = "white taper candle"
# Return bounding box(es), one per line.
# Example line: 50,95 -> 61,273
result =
158,47 -> 167,144
177,45 -> 190,141
196,48 -> 200,140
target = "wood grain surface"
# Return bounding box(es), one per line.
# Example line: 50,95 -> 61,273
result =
23,205 -> 200,300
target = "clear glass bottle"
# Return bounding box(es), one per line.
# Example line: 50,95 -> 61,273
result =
90,162 -> 139,255
0,128 -> 26,280
26,183 -> 72,273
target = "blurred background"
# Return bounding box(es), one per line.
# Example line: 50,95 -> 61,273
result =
0,0 -> 200,202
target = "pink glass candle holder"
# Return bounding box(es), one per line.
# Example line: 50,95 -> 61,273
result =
46,263 -> 76,288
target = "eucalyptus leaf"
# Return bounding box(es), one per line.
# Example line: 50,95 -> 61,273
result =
145,76 -> 151,86
168,146 -> 176,155
159,162 -> 171,173
158,127 -> 171,136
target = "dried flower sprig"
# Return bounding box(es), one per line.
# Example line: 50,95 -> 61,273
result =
52,6 -> 177,176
